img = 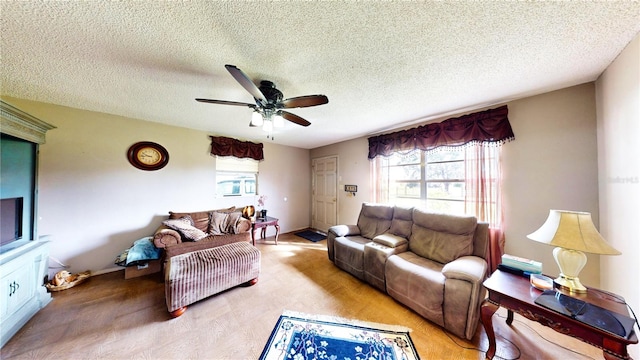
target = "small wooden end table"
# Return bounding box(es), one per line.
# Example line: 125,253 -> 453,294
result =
251,216 -> 280,245
481,269 -> 637,360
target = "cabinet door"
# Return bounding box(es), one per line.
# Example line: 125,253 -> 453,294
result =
0,260 -> 35,320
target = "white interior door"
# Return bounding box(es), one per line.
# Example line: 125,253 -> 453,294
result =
311,156 -> 338,233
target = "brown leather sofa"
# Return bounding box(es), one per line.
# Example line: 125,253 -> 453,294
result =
153,207 -> 251,258
152,207 -> 259,317
327,203 -> 489,340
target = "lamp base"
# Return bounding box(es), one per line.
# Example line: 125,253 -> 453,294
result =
552,247 -> 588,293
554,273 -> 587,293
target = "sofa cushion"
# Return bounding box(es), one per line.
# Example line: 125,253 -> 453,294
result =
357,203 -> 394,239
389,206 -> 413,238
209,211 -> 244,235
409,209 -> 477,264
163,216 -> 208,241
334,235 -> 370,280
385,252 -> 445,326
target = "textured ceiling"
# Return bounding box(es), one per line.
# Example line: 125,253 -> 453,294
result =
1,1 -> 639,149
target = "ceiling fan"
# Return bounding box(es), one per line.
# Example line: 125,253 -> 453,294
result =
196,64 -> 328,128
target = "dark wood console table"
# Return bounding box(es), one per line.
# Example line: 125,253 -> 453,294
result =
251,216 -> 280,245
481,269 -> 637,360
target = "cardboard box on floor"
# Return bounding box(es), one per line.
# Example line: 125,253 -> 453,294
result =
124,260 -> 161,279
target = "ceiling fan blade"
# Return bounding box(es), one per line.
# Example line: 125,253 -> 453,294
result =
280,111 -> 311,127
280,95 -> 329,109
195,98 -> 257,108
225,64 -> 267,104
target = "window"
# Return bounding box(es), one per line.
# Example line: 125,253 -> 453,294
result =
425,150 -> 465,214
216,175 -> 256,197
374,146 -> 499,216
215,156 -> 258,197
368,106 -> 512,273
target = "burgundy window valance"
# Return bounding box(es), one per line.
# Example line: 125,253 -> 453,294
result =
209,136 -> 264,161
368,105 -> 514,159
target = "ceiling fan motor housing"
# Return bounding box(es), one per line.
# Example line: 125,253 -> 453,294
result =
258,81 -> 283,105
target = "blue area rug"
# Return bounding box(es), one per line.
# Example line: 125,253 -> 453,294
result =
260,311 -> 420,360
295,230 -> 326,242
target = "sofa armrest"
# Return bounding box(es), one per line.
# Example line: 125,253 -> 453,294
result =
328,224 -> 360,237
442,256 -> 488,283
327,225 -> 360,262
153,225 -> 183,249
372,233 -> 408,248
442,255 -> 489,341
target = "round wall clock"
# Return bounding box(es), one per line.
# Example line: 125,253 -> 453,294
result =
127,141 -> 169,171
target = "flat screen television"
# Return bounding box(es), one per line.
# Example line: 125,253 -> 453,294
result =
1,197 -> 24,247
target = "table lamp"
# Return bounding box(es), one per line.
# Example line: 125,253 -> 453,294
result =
527,210 -> 621,293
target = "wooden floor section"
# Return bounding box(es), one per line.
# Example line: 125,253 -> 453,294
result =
2,232 -> 604,359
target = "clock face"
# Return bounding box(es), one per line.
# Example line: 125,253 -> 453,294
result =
127,142 -> 169,171
136,147 -> 162,165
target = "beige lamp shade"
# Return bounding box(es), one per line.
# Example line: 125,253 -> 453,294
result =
527,210 -> 620,293
527,210 -> 620,255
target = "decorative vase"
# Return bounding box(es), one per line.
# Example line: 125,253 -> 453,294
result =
261,209 -> 267,219
242,205 -> 255,219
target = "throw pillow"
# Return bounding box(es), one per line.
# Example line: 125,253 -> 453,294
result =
169,211 -> 210,232
163,216 -> 208,241
213,206 -> 237,214
209,211 -> 243,235
226,212 -> 244,233
209,211 -> 229,235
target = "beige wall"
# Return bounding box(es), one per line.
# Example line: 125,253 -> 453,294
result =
1,97 -> 311,276
596,33 -> 639,360
313,83 -> 602,287
503,84 -> 600,287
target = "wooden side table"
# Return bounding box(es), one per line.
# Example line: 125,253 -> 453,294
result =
251,216 -> 280,245
481,269 -> 637,360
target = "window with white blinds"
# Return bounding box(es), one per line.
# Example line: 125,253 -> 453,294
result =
215,156 -> 258,197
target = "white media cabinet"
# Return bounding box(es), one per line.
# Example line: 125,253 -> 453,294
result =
1,100 -> 57,348
0,240 -> 51,347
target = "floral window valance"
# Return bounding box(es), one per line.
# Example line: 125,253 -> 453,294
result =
368,105 -> 514,159
209,136 -> 264,161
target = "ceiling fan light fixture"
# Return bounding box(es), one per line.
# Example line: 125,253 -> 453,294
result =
274,114 -> 285,128
262,118 -> 273,132
251,111 -> 263,127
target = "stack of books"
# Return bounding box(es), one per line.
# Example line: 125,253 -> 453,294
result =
500,254 -> 542,274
